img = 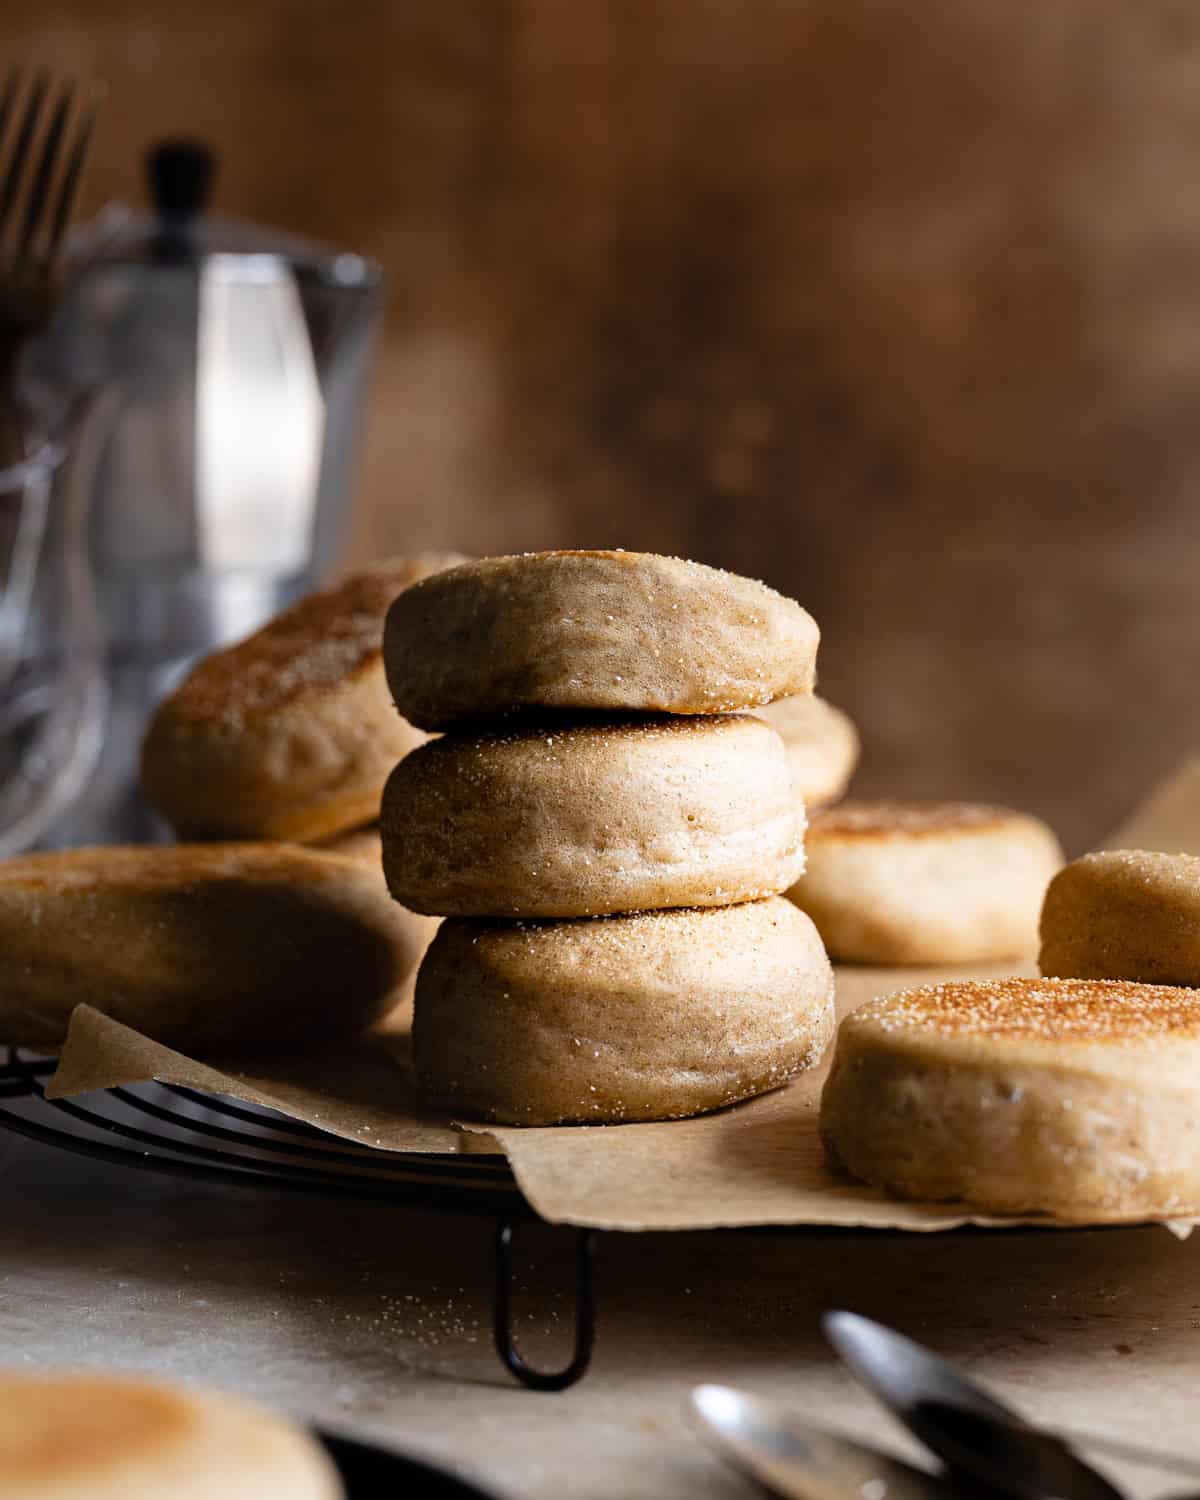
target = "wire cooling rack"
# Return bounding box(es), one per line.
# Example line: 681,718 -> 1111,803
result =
0,1045 -> 596,1391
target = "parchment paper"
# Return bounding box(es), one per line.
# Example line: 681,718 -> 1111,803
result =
45,766 -> 1200,1233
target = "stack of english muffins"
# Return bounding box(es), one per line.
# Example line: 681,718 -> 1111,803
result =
380,550 -> 836,1124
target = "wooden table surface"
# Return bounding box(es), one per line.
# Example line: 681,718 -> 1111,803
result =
3,1129 -> 1196,1497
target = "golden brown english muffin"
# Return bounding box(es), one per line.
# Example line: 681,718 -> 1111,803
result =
0,1369 -> 341,1499
414,897 -> 834,1125
757,694 -> 860,808
381,714 -> 805,917
788,800 -> 1063,964
821,976 -> 1200,1220
383,550 -> 819,730
0,844 -> 420,1051
1040,849 -> 1200,987
141,552 -> 467,842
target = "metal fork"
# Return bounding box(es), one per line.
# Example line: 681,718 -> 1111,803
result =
0,66 -> 100,377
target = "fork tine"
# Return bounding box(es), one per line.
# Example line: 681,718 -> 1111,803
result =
0,69 -> 48,233
17,80 -> 70,259
45,88 -> 99,267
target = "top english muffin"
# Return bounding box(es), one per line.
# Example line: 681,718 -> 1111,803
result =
384,550 -> 820,729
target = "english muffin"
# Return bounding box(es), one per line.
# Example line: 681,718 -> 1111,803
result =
383,550 -> 819,729
821,976 -> 1200,1220
0,1369 -> 341,1499
0,844 -> 419,1051
1040,849 -> 1200,987
788,800 -> 1063,963
414,897 -> 834,1124
757,694 -> 859,808
141,552 -> 466,842
381,714 -> 805,917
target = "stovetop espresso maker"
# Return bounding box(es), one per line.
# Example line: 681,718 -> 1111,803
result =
26,139 -> 383,842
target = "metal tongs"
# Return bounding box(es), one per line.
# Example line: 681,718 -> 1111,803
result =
690,1312 -> 1200,1500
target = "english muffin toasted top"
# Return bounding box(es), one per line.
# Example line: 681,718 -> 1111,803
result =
162,553 -> 467,729
844,976 -> 1200,1046
810,800 -> 1025,840
140,552 -> 467,841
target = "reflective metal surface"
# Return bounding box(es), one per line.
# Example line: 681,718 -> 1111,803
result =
824,1313 -> 1123,1500
24,172 -> 382,843
689,1384 -> 958,1500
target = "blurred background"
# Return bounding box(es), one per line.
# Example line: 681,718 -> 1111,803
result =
8,0 -> 1200,850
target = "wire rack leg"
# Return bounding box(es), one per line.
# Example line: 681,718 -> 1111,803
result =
493,1219 -> 597,1391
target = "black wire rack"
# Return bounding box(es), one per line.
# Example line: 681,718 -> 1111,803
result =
0,1045 -> 596,1391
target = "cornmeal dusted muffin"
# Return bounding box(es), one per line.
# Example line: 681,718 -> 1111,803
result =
381,714 -> 804,917
142,552 -> 466,841
415,898 -> 834,1124
0,843 -> 419,1050
383,550 -> 819,729
821,976 -> 1200,1219
1041,849 -> 1200,988
788,800 -> 1063,963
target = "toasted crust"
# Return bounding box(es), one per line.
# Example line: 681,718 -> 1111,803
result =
820,976 -> 1200,1220
380,714 -> 805,917
788,799 -> 1063,963
1040,849 -> 1200,986
414,898 -> 834,1124
756,694 -> 859,808
808,800 -> 1018,838
835,974 -> 1200,1045
0,1371 -> 341,1499
383,550 -> 819,729
141,553 -> 467,841
0,844 -> 420,1050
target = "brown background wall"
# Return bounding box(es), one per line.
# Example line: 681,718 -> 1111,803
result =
9,1 -> 1200,849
